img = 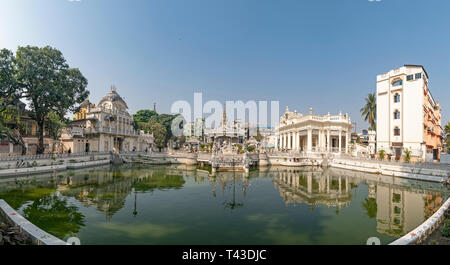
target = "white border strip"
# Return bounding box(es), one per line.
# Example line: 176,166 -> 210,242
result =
390,197 -> 450,245
0,199 -> 67,245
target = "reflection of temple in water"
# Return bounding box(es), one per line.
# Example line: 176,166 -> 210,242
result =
273,167 -> 356,209
56,165 -> 187,219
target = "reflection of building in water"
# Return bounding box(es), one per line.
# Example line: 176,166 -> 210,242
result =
375,185 -> 444,237
57,166 -> 186,219
272,166 -> 448,237
208,172 -> 250,197
58,169 -> 136,219
273,168 -> 359,209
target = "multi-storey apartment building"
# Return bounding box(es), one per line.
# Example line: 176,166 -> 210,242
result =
376,65 -> 442,162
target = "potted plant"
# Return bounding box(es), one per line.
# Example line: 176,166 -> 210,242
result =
404,149 -> 412,163
378,150 -> 385,161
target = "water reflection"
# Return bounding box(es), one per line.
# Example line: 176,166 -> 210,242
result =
22,194 -> 85,239
270,166 -> 448,237
0,164 -> 448,244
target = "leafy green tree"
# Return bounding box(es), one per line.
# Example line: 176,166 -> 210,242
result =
444,122 -> 450,153
133,110 -> 180,147
45,111 -> 66,140
360,93 -> 376,130
0,49 -> 19,112
133,109 -> 158,129
7,46 -> 89,154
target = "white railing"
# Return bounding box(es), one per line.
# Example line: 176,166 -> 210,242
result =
83,127 -> 139,136
0,151 -> 111,162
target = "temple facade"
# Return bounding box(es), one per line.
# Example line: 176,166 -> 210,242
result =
60,86 -> 154,153
277,107 -> 353,154
204,104 -> 246,145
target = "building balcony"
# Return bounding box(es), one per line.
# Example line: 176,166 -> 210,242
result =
83,127 -> 139,136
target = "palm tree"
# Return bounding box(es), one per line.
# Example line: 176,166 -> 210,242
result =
360,93 -> 376,130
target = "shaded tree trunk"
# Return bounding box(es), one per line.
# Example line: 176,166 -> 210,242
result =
37,121 -> 45,154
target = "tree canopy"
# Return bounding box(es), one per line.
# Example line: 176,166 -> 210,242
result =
133,109 -> 180,148
0,46 -> 89,154
360,93 -> 376,130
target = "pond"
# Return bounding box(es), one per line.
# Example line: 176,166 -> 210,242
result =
0,164 -> 448,245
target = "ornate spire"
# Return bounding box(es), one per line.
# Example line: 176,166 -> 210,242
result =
221,103 -> 227,127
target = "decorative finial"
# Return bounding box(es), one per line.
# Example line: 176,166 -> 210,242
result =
286,106 -> 289,112
309,107 -> 313,115
111,85 -> 117,92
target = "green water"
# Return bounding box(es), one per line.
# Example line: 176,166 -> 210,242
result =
0,164 -> 448,245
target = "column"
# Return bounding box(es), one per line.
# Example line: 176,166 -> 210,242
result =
110,136 -> 114,152
338,130 -> 342,153
318,130 -> 323,152
276,136 -> 279,151
287,132 -> 291,150
293,131 -> 298,151
307,129 -> 312,152
345,131 -> 349,154
327,130 -> 331,152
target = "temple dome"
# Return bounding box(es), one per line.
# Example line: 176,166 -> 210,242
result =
98,85 -> 128,109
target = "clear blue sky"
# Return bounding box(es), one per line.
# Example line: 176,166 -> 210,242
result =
1,0 -> 449,130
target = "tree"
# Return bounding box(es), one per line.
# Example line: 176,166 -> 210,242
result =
360,93 -> 376,130
12,46 -> 89,154
45,111 -> 66,140
133,110 -> 179,147
0,49 -> 19,112
0,104 -> 27,155
133,109 -> 158,129
254,128 -> 264,142
143,122 -> 167,151
444,122 -> 450,153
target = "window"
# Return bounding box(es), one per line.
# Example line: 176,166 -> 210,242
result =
392,79 -> 403,87
394,110 -> 400,119
407,75 -> 414,81
394,93 -> 400,103
415,73 -> 422,79
394,127 -> 400,136
393,193 -> 401,203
